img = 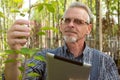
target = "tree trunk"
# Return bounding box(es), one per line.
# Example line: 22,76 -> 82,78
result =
95,0 -> 102,51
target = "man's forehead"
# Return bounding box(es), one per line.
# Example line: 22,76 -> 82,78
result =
64,8 -> 89,20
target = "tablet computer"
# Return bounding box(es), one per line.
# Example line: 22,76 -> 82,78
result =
46,52 -> 91,80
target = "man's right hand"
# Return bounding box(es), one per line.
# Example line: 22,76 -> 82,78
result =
7,19 -> 31,50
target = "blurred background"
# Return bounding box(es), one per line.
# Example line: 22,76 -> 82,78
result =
0,0 -> 120,78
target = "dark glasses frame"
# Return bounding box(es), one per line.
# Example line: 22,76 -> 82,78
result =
61,17 -> 89,25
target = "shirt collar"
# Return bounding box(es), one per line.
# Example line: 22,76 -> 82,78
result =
62,42 -> 90,57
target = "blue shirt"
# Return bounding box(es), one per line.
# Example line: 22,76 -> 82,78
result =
25,44 -> 120,80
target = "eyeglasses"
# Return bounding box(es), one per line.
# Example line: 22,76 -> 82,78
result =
61,18 -> 89,25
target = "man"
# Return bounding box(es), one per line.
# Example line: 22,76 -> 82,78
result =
4,2 -> 120,80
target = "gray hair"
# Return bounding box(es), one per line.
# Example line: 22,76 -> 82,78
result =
65,2 -> 93,24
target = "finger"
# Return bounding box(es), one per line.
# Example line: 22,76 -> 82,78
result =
13,19 -> 34,26
9,38 -> 27,45
10,31 -> 30,38
13,19 -> 30,25
10,24 -> 31,32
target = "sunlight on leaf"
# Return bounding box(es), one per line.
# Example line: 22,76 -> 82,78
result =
13,0 -> 23,3
20,13 -> 25,17
27,72 -> 40,77
38,31 -> 46,35
34,55 -> 46,62
37,3 -> 44,12
19,48 -> 30,55
41,26 -> 59,33
4,50 -> 15,54
19,74 -> 22,80
45,3 -> 55,13
27,63 -> 36,67
0,11 -> 5,18
19,66 -> 25,72
4,59 -> 16,63
10,9 -> 20,13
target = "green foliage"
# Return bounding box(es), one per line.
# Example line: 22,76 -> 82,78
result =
0,0 -> 120,79
3,47 -> 44,79
40,26 -> 59,33
37,3 -> 44,12
19,66 -> 25,72
18,48 -> 38,57
45,3 -> 55,13
4,59 -> 16,63
0,11 -> 5,18
34,55 -> 46,62
4,49 -> 15,54
38,31 -> 46,35
33,1 -> 57,13
10,9 -> 20,13
27,72 -> 40,77
37,26 -> 59,36
27,63 -> 36,67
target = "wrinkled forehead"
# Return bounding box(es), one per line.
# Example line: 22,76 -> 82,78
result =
63,8 -> 89,21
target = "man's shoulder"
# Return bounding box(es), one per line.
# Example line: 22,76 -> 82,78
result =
91,48 -> 114,63
35,46 -> 63,56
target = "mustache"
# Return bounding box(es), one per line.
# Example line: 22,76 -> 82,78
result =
65,29 -> 77,33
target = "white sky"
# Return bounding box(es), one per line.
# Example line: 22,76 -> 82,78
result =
16,0 -> 37,20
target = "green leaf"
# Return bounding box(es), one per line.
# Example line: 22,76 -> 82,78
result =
41,26 -> 58,33
19,74 -> 22,80
13,0 -> 23,3
18,66 -> 25,72
41,26 -> 51,30
34,55 -> 46,62
4,59 -> 16,63
27,72 -> 40,77
27,63 -> 36,67
4,50 -> 15,54
50,27 -> 59,33
51,1 -> 58,7
10,9 -> 20,13
0,11 -> 5,18
45,3 -> 55,13
37,3 -> 44,12
20,13 -> 25,17
18,48 -> 38,57
38,31 -> 46,35
20,47 -> 30,55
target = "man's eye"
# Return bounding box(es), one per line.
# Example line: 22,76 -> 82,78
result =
74,19 -> 82,24
65,18 -> 71,23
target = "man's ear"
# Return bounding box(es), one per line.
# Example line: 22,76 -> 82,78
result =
86,24 -> 92,35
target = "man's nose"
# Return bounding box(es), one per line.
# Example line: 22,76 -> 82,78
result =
68,20 -> 75,27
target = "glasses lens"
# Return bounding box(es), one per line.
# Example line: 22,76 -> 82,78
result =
62,18 -> 71,24
61,18 -> 89,25
74,19 -> 84,25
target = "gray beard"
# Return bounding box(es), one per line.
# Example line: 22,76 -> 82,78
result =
63,36 -> 77,43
